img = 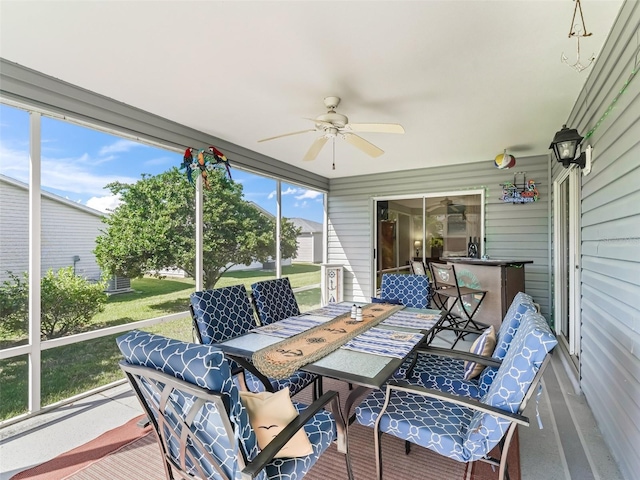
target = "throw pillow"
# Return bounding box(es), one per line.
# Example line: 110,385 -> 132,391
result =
463,326 -> 497,380
239,388 -> 313,458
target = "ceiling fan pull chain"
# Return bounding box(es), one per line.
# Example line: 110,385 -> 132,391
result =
332,137 -> 336,170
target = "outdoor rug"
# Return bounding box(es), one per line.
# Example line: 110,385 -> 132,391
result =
13,379 -> 520,480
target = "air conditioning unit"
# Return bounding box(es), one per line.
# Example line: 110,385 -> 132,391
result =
105,276 -> 132,294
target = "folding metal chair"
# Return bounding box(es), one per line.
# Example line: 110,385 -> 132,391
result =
428,262 -> 487,347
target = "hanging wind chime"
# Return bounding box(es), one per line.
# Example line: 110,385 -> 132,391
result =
561,0 -> 595,73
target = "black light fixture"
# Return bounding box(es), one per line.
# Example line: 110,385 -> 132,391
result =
549,124 -> 587,168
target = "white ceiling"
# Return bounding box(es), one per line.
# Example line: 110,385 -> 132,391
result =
0,1 -> 623,179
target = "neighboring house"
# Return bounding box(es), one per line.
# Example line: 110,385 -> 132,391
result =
289,217 -> 323,263
0,175 -> 103,284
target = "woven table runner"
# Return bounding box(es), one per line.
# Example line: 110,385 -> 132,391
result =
252,303 -> 404,379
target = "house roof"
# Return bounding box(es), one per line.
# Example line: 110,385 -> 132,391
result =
289,217 -> 323,234
0,174 -> 104,218
0,1 -> 623,179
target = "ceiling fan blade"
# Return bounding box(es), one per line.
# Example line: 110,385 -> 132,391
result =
303,136 -> 328,161
345,123 -> 405,134
343,133 -> 384,158
258,129 -> 315,143
304,118 -> 334,128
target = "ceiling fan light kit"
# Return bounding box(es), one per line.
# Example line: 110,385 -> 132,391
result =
258,96 -> 405,165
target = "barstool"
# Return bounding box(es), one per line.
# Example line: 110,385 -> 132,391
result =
428,261 -> 487,347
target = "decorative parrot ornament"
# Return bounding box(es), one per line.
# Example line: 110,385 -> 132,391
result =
180,148 -> 195,184
180,146 -> 231,188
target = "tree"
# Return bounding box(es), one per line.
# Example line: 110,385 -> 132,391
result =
94,167 -> 300,289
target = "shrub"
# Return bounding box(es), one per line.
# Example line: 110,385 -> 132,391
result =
0,272 -> 29,337
0,268 -> 108,340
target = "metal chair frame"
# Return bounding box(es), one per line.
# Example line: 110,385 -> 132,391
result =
373,354 -> 552,480
121,361 -> 351,480
428,262 -> 487,347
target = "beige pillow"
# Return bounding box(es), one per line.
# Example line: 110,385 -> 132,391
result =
463,325 -> 497,380
239,388 -> 313,458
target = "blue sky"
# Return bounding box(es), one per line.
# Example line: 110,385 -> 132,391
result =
0,104 -> 324,222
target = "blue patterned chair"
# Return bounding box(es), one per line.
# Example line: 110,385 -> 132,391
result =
250,278 -> 300,326
355,309 -> 557,480
393,292 -> 537,394
117,330 -> 351,480
190,285 -> 319,398
379,274 -> 430,309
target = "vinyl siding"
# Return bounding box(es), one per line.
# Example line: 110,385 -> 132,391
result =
0,178 -> 104,282
561,2 -> 640,478
327,155 -> 551,315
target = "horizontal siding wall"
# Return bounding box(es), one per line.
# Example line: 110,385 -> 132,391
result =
328,155 -> 551,316
562,1 -> 640,478
0,180 -> 103,282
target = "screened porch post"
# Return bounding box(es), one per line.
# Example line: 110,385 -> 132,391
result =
195,174 -> 204,291
276,179 -> 282,278
28,112 -> 42,413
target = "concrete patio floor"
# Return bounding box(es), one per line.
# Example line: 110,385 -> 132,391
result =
0,341 -> 626,480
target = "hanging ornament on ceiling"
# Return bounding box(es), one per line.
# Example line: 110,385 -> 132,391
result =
494,150 -> 516,169
180,146 -> 232,189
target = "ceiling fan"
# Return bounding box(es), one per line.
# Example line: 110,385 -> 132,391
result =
258,96 -> 405,161
427,197 -> 467,216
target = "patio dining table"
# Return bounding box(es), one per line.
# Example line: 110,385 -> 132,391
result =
217,302 -> 445,422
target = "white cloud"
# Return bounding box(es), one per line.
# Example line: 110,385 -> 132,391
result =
0,140 -> 139,196
99,139 -> 145,156
143,156 -> 173,167
268,187 -> 319,200
295,189 -> 322,200
86,194 -> 122,213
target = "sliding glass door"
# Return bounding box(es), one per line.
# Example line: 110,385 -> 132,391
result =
373,190 -> 485,289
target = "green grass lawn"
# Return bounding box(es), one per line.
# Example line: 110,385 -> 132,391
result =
0,264 -> 321,421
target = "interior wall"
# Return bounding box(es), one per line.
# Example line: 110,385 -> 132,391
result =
327,154 -> 551,315
559,2 -> 640,477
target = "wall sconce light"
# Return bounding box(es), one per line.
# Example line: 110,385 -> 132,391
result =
414,240 -> 422,257
549,124 -> 588,168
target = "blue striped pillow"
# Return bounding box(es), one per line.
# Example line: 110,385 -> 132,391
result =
463,326 -> 496,380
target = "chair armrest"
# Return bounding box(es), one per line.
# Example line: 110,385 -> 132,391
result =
241,390 -> 344,479
415,346 -> 503,368
226,354 -> 276,393
386,380 -> 529,426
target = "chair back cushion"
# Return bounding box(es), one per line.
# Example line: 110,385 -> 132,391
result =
380,274 -> 430,309
117,330 -> 261,477
461,312 -> 557,461
190,284 -> 256,345
251,278 -> 300,325
477,293 -> 537,392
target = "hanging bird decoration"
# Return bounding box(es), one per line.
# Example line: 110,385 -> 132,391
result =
181,148 -> 195,184
196,149 -> 210,189
180,146 -> 232,188
207,146 -> 232,180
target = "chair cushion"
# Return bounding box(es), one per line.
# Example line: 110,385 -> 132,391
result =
355,387 -> 475,462
264,402 -> 336,479
493,295 -> 536,359
116,330 -> 261,475
463,326 -> 496,380
380,274 -> 430,309
190,285 -> 256,345
462,311 -> 557,461
240,389 -> 313,458
371,296 -> 402,305
251,278 -> 300,325
245,369 -> 317,396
